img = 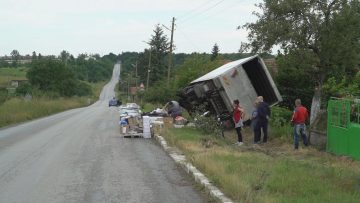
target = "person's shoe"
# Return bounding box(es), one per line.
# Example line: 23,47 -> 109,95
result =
237,142 -> 244,146
253,141 -> 260,145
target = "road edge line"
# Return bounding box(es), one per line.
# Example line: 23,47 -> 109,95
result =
154,134 -> 233,203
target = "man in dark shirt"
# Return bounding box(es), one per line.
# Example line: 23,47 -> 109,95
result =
254,96 -> 271,143
291,99 -> 309,149
167,101 -> 182,120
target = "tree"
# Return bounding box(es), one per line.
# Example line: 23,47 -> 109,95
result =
175,54 -> 223,88
148,24 -> 169,83
275,49 -> 316,109
10,50 -> 20,67
243,0 -> 360,124
27,59 -> 78,96
211,43 -> 220,61
59,50 -> 70,65
32,51 -> 37,60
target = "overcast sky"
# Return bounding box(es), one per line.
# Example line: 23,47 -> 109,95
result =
0,0 -> 261,56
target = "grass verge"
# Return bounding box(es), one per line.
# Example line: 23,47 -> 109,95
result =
162,127 -> 360,203
0,81 -> 106,128
0,97 -> 89,128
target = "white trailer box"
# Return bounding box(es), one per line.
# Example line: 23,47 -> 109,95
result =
179,55 -> 282,118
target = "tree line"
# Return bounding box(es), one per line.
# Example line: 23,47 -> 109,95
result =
118,27 -> 256,104
7,51 -> 119,98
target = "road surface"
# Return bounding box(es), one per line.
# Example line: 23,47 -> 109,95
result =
0,64 -> 205,203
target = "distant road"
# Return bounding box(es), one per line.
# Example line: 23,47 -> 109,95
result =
0,64 -> 204,202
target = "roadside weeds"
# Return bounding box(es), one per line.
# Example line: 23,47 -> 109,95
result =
158,126 -> 360,203
155,134 -> 233,203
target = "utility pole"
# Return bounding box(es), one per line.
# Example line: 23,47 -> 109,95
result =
127,74 -> 130,101
146,48 -> 152,90
167,17 -> 175,86
135,61 -> 138,88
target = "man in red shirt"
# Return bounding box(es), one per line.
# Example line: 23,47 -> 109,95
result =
291,99 -> 309,149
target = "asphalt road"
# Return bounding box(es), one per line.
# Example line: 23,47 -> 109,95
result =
0,64 -> 205,203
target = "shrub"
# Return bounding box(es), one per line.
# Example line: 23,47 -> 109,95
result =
15,83 -> 32,96
74,81 -> 92,96
0,88 -> 8,104
270,106 -> 293,139
192,104 -> 222,137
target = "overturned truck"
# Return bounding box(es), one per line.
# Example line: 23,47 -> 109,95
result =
178,55 -> 282,119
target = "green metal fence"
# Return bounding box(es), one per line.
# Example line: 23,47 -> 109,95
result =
327,98 -> 360,160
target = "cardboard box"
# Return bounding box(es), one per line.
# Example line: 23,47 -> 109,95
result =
163,117 -> 173,128
152,121 -> 164,136
128,117 -> 137,126
119,125 -> 129,134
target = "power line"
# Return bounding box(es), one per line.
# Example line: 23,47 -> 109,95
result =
178,0 -> 226,24
177,0 -> 216,20
178,0 -> 238,30
177,27 -> 201,51
198,0 -> 242,23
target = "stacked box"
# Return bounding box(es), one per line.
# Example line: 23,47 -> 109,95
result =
128,117 -> 137,126
143,116 -> 151,138
152,121 -> 164,136
163,117 -> 174,128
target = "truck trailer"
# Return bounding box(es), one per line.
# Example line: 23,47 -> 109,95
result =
178,55 -> 282,120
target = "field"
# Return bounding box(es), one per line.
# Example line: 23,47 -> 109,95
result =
162,127 -> 360,203
0,67 -> 27,87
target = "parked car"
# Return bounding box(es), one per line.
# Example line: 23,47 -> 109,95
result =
109,97 -> 121,107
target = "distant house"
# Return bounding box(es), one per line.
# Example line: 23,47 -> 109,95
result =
10,79 -> 28,88
263,58 -> 278,75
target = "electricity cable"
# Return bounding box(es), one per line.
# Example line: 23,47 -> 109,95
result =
177,0 -> 226,24
177,0 -> 216,21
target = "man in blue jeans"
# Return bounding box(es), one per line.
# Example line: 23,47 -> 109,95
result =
254,96 -> 271,143
291,99 -> 309,149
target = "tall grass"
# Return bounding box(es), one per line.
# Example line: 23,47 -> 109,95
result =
0,97 -> 89,127
163,127 -> 360,203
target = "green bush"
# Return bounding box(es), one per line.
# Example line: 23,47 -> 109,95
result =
27,59 -> 78,97
0,88 -> 8,104
15,83 -> 32,96
192,104 -> 222,137
271,106 -> 293,126
144,79 -> 178,104
270,106 -> 293,138
74,81 -> 92,96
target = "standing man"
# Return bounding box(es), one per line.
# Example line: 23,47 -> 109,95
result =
251,99 -> 259,143
254,96 -> 271,143
291,99 -> 309,149
233,99 -> 244,146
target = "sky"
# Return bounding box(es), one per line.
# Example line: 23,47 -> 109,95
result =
0,0 -> 262,56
